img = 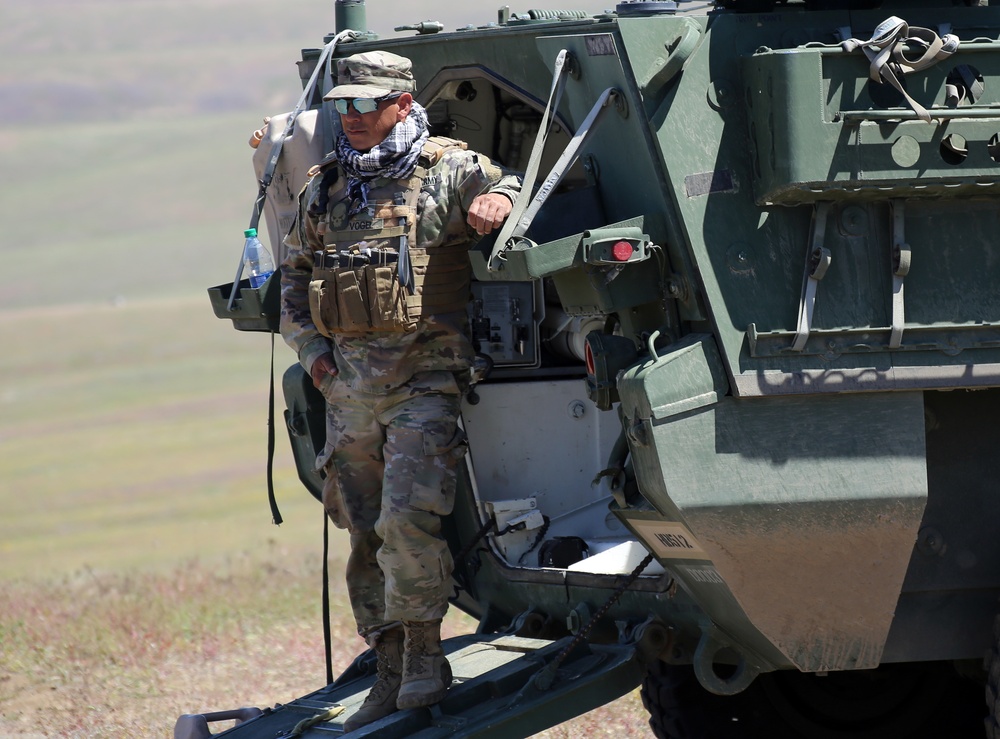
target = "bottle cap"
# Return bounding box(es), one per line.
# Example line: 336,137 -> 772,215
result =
244,228 -> 257,238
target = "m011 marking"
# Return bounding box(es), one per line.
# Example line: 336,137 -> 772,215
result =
630,520 -> 711,560
657,532 -> 695,550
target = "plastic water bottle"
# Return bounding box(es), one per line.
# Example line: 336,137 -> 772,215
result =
243,228 -> 275,288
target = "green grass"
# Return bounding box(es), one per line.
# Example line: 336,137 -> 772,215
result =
0,296 -> 359,736
0,2 -> 647,734
0,296 -> 318,578
0,113 -> 271,311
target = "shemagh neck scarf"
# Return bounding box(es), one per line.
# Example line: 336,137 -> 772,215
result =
336,101 -> 429,217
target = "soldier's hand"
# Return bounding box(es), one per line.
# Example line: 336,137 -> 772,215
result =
467,193 -> 513,235
310,353 -> 339,389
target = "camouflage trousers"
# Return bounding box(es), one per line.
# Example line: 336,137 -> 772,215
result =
315,370 -> 467,634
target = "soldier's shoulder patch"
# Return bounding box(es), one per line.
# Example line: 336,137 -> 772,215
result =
480,158 -> 504,184
329,200 -> 349,229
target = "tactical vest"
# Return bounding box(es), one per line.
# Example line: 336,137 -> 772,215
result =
307,137 -> 472,337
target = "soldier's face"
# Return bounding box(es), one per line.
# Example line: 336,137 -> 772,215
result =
340,92 -> 413,152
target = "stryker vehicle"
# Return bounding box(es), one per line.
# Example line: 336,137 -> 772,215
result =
194,0 -> 1000,736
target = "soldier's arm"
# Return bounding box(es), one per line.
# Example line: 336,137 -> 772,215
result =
452,150 -> 522,234
279,181 -> 334,376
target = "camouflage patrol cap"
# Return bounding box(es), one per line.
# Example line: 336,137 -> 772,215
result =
323,51 -> 417,100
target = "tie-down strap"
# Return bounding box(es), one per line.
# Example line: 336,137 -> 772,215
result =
487,50 -> 618,271
889,199 -> 911,349
790,200 -> 911,352
841,16 -> 959,122
792,202 -> 833,352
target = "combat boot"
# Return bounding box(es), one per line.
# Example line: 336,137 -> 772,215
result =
396,619 -> 452,709
342,625 -> 404,732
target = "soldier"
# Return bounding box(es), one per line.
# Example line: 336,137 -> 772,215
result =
279,51 -> 521,731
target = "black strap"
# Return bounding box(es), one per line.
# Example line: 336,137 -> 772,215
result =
267,332 -> 283,525
323,511 -> 334,685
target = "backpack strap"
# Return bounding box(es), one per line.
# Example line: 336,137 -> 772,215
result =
307,151 -> 340,179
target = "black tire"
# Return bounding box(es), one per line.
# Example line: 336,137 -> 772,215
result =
641,660 -> 750,739
985,615 -> 1000,738
642,658 -> 984,739
718,0 -> 777,11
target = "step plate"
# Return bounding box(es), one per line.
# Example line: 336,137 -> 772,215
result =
211,633 -> 643,738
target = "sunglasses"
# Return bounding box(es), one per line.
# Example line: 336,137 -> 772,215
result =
333,93 -> 401,115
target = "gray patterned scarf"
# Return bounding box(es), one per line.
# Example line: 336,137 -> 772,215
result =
336,101 -> 429,216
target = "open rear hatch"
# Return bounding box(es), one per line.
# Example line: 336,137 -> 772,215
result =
179,632 -> 645,738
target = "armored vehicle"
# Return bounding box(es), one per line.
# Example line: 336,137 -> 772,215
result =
195,0 -> 1000,735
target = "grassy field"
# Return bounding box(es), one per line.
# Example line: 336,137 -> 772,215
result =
0,301 -> 655,737
0,111 -> 269,312
0,297 -> 650,737
0,2 -> 651,735
0,297 -> 310,577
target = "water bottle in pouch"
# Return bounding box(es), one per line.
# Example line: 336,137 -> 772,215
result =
242,228 -> 275,288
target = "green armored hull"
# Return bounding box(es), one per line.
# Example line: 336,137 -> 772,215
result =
201,0 -> 1000,735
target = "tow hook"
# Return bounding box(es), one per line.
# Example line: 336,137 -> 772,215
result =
622,617 -> 674,663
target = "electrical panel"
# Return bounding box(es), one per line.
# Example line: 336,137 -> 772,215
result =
468,282 -> 539,368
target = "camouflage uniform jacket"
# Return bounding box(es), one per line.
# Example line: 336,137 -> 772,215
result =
280,146 -> 520,394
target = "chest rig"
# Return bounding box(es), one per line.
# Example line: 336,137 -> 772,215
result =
307,137 -> 472,336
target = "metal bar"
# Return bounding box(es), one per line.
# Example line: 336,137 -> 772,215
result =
838,106 -> 1000,123
804,40 -> 1000,56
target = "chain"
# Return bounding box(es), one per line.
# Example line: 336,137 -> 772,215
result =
533,552 -> 655,691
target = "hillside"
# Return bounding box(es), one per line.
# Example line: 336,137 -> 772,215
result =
0,3 -> 651,735
2,0 -> 325,311
0,0 -> 330,126
0,0 -> 612,312
0,0 -> 614,126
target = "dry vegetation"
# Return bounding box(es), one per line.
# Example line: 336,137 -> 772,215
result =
0,549 -> 339,737
0,547 -> 649,738
1,1 -> 651,736
0,299 -> 651,737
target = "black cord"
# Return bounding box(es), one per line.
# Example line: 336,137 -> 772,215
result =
450,514 -> 498,600
322,511 -> 333,685
517,515 -> 551,565
267,331 -> 282,525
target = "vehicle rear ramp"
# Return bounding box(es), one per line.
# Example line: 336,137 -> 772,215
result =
176,632 -> 645,738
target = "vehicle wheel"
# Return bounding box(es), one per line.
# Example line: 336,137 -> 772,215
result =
642,658 -> 983,739
641,659 -> 749,739
756,661 -> 981,739
986,615 -> 1000,738
718,0 -> 777,11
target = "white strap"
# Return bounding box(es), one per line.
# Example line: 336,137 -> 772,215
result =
792,202 -> 832,352
889,200 -> 910,349
486,50 -> 571,271
841,16 -> 959,123
490,86 -> 617,271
